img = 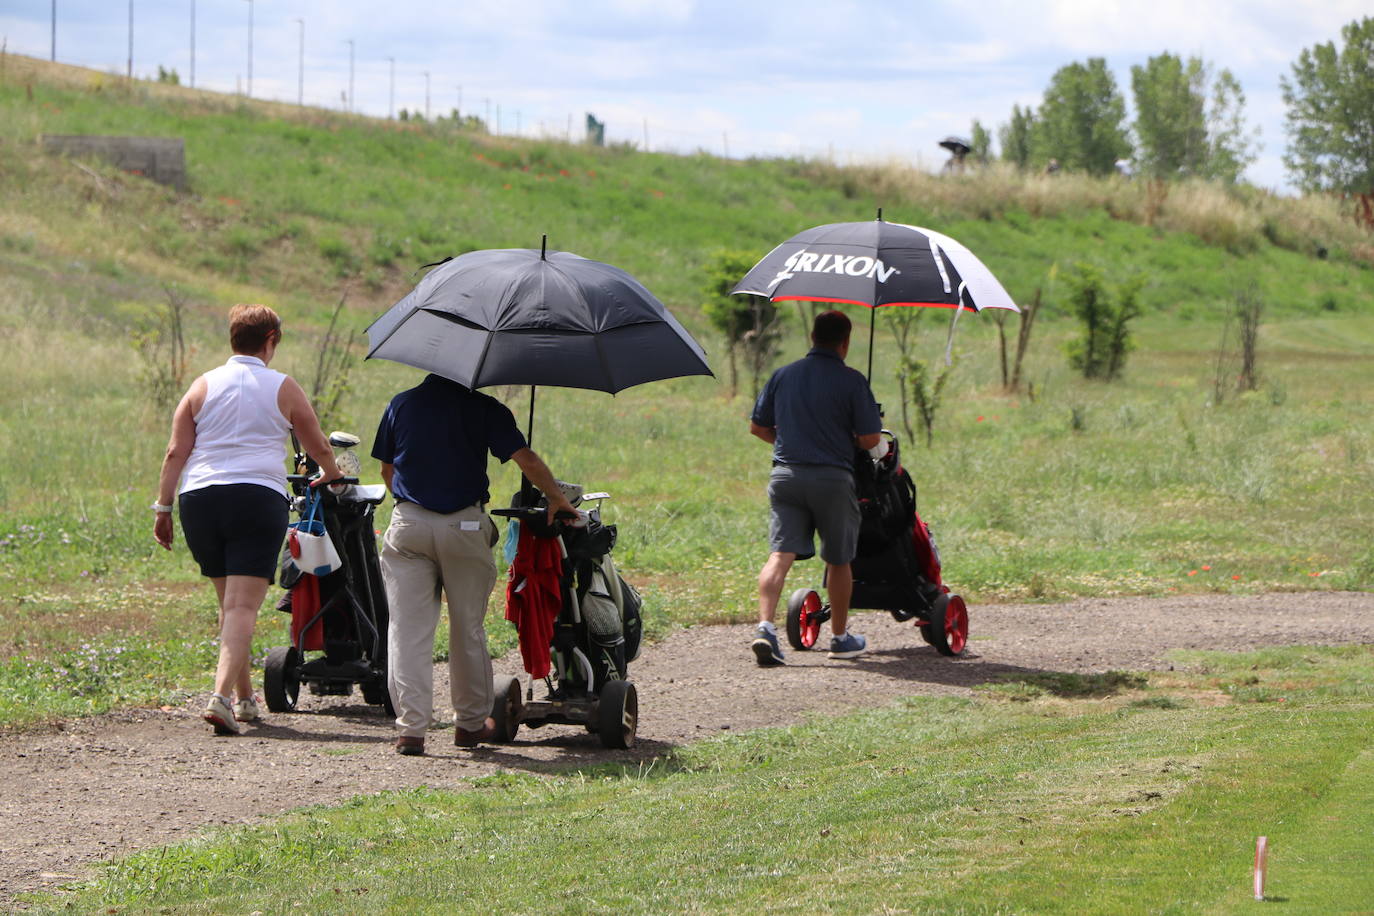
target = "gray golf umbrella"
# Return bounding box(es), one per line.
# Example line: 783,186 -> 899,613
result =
366,242 -> 712,437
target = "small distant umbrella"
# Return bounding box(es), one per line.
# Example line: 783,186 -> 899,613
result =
730,211 -> 1018,377
938,136 -> 972,156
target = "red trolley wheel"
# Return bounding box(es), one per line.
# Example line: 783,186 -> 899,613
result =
920,593 -> 969,657
785,588 -> 823,651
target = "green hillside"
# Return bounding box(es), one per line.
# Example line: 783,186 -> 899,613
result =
1,54 -> 1372,726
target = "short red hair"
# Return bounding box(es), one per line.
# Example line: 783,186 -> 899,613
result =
229,304 -> 281,354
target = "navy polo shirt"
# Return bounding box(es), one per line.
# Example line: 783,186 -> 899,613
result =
752,347 -> 882,470
371,374 -> 527,513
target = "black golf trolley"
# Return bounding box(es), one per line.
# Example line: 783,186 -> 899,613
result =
784,430 -> 969,657
263,432 -> 394,716
488,486 -> 643,749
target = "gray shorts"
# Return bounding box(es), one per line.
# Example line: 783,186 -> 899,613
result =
767,464 -> 859,565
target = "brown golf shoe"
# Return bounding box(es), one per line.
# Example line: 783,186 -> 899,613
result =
395,735 -> 425,756
454,717 -> 497,747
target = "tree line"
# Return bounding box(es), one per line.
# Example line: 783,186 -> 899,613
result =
971,15 -> 1374,198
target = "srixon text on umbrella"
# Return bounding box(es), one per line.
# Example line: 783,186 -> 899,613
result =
769,250 -> 901,289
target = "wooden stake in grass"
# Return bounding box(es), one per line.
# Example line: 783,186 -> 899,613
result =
1253,835 -> 1268,901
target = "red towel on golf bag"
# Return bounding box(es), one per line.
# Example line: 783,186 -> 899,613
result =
290,573 -> 325,652
504,523 -> 563,679
911,512 -> 943,587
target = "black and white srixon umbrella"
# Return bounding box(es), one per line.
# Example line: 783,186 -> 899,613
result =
731,211 -> 1019,376
366,238 -> 712,441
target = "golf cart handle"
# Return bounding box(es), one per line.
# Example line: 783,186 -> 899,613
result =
287,475 -> 360,486
491,507 -> 578,521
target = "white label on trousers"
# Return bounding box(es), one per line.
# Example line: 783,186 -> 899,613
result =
459,520 -> 481,531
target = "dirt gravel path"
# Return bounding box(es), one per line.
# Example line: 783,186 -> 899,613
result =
4,591 -> 1373,902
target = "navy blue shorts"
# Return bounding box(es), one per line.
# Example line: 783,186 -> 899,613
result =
179,484 -> 289,580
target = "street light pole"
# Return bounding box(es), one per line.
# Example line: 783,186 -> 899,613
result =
50,0 -> 56,62
126,0 -> 133,81
294,18 -> 304,106
346,39 -> 354,113
189,0 -> 195,88
243,0 -> 253,98
388,57 -> 394,118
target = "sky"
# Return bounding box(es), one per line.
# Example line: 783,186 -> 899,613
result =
1,0 -> 1369,192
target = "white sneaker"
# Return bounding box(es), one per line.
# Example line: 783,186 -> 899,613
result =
233,695 -> 261,722
204,695 -> 242,735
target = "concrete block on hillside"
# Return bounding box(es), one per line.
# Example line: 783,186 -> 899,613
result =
40,135 -> 186,191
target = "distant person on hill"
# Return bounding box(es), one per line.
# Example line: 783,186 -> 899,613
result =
154,304 -> 344,736
372,374 -> 576,756
748,309 -> 883,666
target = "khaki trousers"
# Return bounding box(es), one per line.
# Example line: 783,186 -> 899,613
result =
381,500 -> 498,737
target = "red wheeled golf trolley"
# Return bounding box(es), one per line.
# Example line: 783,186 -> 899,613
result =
784,431 -> 969,657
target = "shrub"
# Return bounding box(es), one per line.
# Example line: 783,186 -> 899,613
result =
1064,263 -> 1141,380
700,249 -> 780,399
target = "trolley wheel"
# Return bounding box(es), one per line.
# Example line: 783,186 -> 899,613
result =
596,680 -> 638,750
920,594 -> 969,657
360,677 -> 395,718
263,646 -> 301,712
785,588 -> 824,651
491,674 -> 523,743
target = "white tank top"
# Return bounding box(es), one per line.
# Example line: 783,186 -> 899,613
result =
179,355 -> 292,498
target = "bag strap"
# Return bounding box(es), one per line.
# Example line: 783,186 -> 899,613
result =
302,489 -> 322,527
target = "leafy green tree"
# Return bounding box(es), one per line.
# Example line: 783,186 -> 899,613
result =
1035,59 -> 1131,175
1131,53 -> 1206,178
998,104 -> 1037,170
701,250 -> 780,399
1281,16 -> 1374,194
1132,53 -> 1257,183
1203,69 -> 1259,183
969,119 -> 992,165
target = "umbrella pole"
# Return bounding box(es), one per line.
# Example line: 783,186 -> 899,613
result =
527,385 -> 536,447
521,386 -> 537,503
867,308 -> 876,382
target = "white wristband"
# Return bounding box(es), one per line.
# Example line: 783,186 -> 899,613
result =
151,502 -> 174,513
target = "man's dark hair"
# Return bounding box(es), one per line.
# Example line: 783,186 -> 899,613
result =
811,309 -> 852,348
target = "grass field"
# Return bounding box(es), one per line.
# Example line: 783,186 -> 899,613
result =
23,644 -> 1374,913
1,54 -> 1373,729
2,51 -> 1373,916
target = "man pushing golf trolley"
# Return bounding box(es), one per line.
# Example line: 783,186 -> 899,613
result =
734,214 -> 1017,664
363,240 -> 714,753
783,428 -> 969,659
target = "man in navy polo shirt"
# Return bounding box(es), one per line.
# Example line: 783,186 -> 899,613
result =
373,373 -> 576,755
748,310 -> 883,666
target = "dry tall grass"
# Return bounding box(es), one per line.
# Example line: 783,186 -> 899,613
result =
799,159 -> 1374,264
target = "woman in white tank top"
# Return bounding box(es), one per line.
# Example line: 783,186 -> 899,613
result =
153,305 -> 344,736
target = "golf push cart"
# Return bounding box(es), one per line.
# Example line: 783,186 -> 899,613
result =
488,483 -> 644,750
263,432 -> 394,716
785,430 -> 969,657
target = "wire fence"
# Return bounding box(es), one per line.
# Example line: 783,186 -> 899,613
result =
0,26 -> 937,170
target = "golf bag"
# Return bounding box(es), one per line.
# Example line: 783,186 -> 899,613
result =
264,433 -> 392,714
506,485 -> 642,693
849,432 -> 947,620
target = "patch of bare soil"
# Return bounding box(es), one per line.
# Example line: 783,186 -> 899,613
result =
3,591 -> 1372,903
